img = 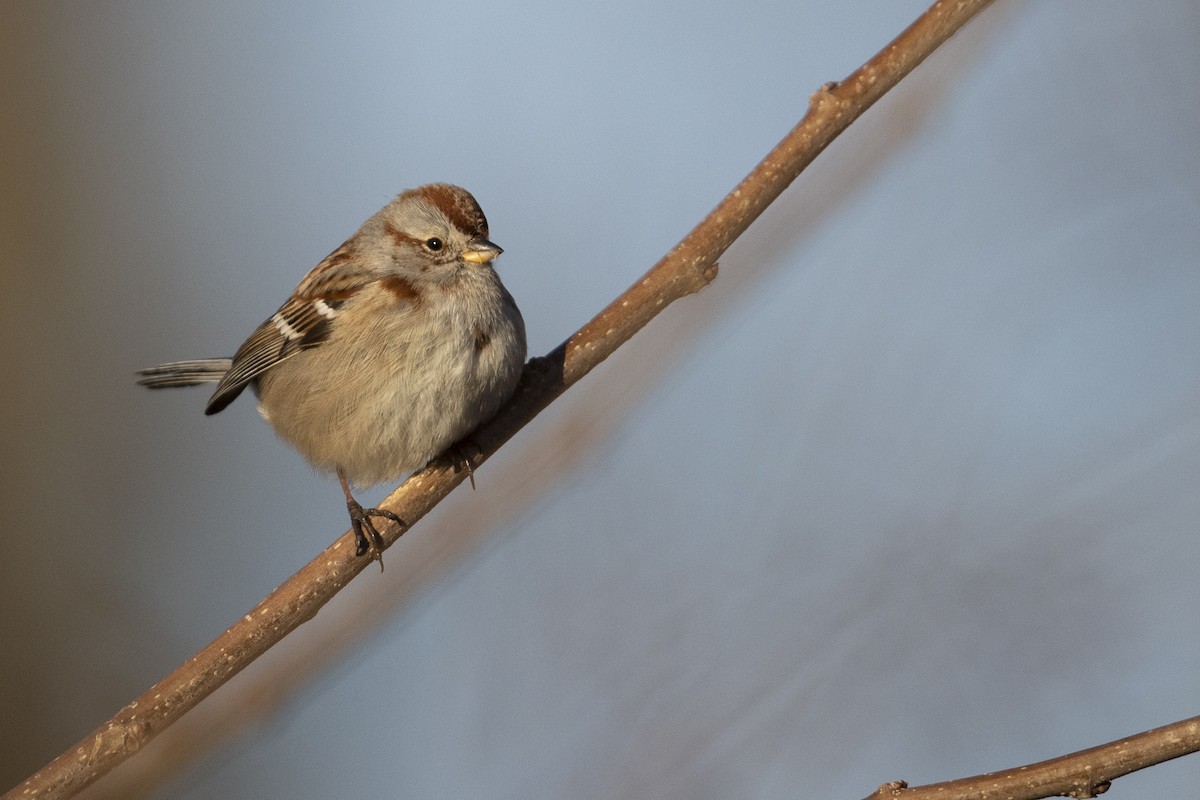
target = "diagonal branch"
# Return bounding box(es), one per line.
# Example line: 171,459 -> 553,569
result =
865,715 -> 1200,800
6,1 -> 998,798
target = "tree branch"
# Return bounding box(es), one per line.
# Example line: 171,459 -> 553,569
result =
7,1 -> 997,797
81,387 -> 644,799
865,715 -> 1200,800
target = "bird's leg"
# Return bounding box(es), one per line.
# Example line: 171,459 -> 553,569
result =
445,439 -> 482,490
338,469 -> 404,571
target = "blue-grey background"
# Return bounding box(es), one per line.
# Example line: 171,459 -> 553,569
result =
2,1 -> 1198,797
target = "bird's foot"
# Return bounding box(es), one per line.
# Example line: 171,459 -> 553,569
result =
445,440 -> 483,490
346,498 -> 405,572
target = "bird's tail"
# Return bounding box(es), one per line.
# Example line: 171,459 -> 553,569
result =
136,359 -> 233,389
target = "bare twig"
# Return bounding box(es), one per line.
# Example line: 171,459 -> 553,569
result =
7,1 -> 997,798
865,715 -> 1200,800
80,390 -> 635,799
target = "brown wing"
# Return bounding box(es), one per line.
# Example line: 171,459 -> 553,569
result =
204,240 -> 370,415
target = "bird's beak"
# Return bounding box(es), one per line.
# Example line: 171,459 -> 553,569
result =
461,237 -> 503,264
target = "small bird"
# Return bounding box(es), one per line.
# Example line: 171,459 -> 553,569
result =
138,184 -> 527,566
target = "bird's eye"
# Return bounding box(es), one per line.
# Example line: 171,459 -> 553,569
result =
424,237 -> 444,252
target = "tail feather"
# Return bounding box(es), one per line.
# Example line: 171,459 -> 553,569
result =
136,359 -> 232,389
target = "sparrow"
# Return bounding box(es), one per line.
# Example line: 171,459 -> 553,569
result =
138,184 -> 527,566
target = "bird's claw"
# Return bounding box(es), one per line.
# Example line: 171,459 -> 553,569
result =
346,499 -> 405,571
447,442 -> 482,490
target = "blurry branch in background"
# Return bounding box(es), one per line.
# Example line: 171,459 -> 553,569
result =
9,1 -> 1070,797
865,715 -> 1200,800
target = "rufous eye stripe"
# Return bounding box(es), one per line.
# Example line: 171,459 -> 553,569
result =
380,275 -> 423,303
384,221 -> 422,249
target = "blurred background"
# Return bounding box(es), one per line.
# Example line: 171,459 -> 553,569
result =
2,1 -> 1198,797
